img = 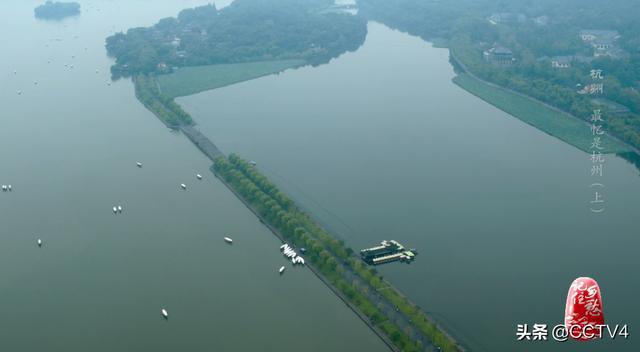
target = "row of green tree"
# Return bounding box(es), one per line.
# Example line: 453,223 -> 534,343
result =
106,0 -> 367,78
214,154 -> 461,352
133,74 -> 192,127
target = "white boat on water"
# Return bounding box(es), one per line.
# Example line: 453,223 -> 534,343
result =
2,185 -> 8,191
7,185 -> 12,191
279,244 -> 287,250
224,236 -> 233,244
196,174 -> 202,180
136,162 -> 142,167
112,206 -> 118,213
180,183 -> 187,190
117,205 -> 123,213
161,309 -> 168,319
279,266 -> 286,274
37,239 -> 42,247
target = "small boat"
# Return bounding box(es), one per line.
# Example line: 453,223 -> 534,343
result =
279,266 -> 286,274
112,206 -> 117,213
249,161 -> 257,166
161,309 -> 168,319
117,205 -> 123,213
196,174 -> 202,180
17,90 -> 22,95
136,162 -> 142,167
1,185 -> 7,191
224,236 -> 233,244
279,244 -> 287,250
7,185 -> 12,191
180,184 -> 187,190
37,239 -> 42,247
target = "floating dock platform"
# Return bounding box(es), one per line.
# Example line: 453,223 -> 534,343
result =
360,240 -> 416,265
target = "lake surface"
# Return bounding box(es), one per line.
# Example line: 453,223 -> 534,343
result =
0,1 -> 389,351
181,22 -> 640,351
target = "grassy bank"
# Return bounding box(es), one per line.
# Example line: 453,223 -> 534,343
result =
157,59 -> 306,98
453,73 -> 631,154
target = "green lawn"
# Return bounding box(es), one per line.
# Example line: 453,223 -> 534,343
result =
157,59 -> 306,98
453,73 -> 631,154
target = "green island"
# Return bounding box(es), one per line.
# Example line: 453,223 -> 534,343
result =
359,0 -> 640,158
214,155 -> 461,352
34,1 -> 80,20
107,0 -> 366,127
106,0 -> 366,78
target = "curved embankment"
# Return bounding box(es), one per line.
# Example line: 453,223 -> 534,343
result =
449,51 -> 637,156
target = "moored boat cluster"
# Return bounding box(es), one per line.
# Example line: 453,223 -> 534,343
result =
280,243 -> 305,265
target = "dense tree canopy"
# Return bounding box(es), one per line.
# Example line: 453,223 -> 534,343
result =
106,0 -> 367,78
34,1 -> 80,20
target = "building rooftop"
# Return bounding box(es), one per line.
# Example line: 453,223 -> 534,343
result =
579,29 -> 620,42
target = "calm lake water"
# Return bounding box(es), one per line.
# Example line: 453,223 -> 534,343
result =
181,22 -> 640,351
0,1 -> 389,351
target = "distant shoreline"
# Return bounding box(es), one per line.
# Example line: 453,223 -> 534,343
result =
449,50 -> 638,156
